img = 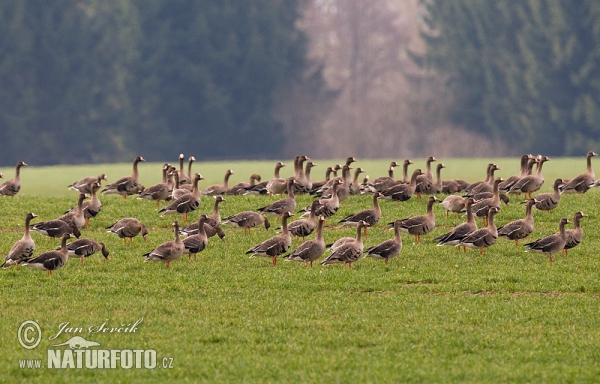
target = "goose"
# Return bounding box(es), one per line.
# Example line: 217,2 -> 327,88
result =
456,206 -> 499,255
366,161 -> 400,192
288,200 -> 320,243
32,220 -> 82,240
222,211 -> 271,234
159,173 -> 204,221
206,196 -> 225,227
227,174 -> 261,195
309,166 -> 335,194
63,238 -> 110,264
68,173 -> 108,194
440,195 -> 468,219
338,192 -> 382,235
319,165 -> 352,201
57,193 -> 86,229
262,161 -> 288,195
176,154 -> 192,185
202,169 -> 234,196
559,151 -> 598,194
22,233 -> 71,275
397,196 -> 438,243
524,217 -> 570,262
180,221 -> 226,242
464,163 -> 494,195
441,179 -> 462,194
400,159 -> 414,184
138,164 -> 173,206
430,163 -> 446,194
257,179 -> 297,218
435,198 -> 477,251
497,198 -> 537,246
321,221 -> 368,268
312,164 -> 342,195
102,156 -> 145,198
380,169 -> 423,202
312,178 -> 342,218
182,215 -> 208,260
246,211 -> 293,266
170,169 -> 192,200
350,167 -> 366,195
301,161 -> 317,193
466,164 -> 501,197
509,156 -> 550,198
292,155 -> 311,193
471,178 -> 504,224
533,179 -> 562,213
499,154 -> 535,192
285,216 -> 326,267
415,156 -> 437,197
80,182 -> 102,228
0,161 -> 27,197
1,213 -> 38,268
143,221 -> 184,268
364,219 -> 403,264
107,218 -> 148,246
563,211 -> 588,256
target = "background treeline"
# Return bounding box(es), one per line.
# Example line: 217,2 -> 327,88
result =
1,0 -> 599,166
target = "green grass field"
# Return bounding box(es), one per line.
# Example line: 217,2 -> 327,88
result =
2,157 -> 600,383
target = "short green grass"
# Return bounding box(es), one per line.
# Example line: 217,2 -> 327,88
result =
1,157 -> 600,383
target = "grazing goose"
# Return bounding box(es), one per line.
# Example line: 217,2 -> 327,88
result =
471,178 -> 504,224
524,217 -> 570,262
288,200 -> 320,242
32,220 -> 81,240
415,156 -> 437,197
380,169 -> 423,202
257,179 -> 297,218
563,211 -> 588,256
102,156 -> 145,198
533,179 -> 562,213
310,166 -> 335,194
466,164 -> 501,197
22,233 -> 71,275
222,211 -> 271,234
435,198 -> 477,250
364,219 -> 403,264
246,211 -> 293,266
497,198 -> 537,246
366,161 -> 400,192
63,238 -> 110,264
285,216 -> 326,267
338,192 -> 382,235
143,221 -> 184,268
159,173 -> 204,221
227,174 -> 261,195
58,193 -> 86,230
499,154 -> 535,192
321,221 -> 368,268
350,167 -> 366,195
397,196 -> 438,243
68,173 -> 108,194
440,195 -> 468,219
2,213 -> 38,268
183,215 -> 208,260
107,218 -> 148,246
456,206 -> 499,255
312,178 -> 342,218
0,161 -> 27,197
202,169 -> 234,196
509,155 -> 550,198
138,164 -> 173,206
262,161 -> 288,195
559,151 -> 598,193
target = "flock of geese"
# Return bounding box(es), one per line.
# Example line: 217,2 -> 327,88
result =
0,151 -> 596,273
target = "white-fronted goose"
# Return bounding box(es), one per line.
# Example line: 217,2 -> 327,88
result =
440,195 -> 468,219
313,178 -> 342,218
222,211 -> 270,234
80,182 -> 102,228
107,218 -> 148,246
288,200 -> 319,242
366,161 -> 400,193
499,154 -> 535,192
32,220 -> 81,240
202,169 -> 234,196
509,155 -> 550,198
257,179 -> 297,218
380,169 -> 423,202
456,206 -> 499,255
58,193 -> 86,230
138,164 -> 173,206
183,215 -> 208,260
441,179 -> 462,194
22,233 -> 71,275
159,173 -> 204,221
227,174 -> 261,195
350,167 -> 366,195
320,165 -> 352,201
68,173 -> 108,194
102,156 -> 145,198
310,166 -> 335,194
262,161 -> 287,195
435,198 -> 477,251
292,155 -> 310,193
171,169 -> 192,200
400,159 -> 413,184
2,213 -> 37,268
177,154 -> 192,185
206,196 -> 225,227
321,221 -> 368,268
415,156 -> 437,197
143,221 -> 184,268
364,219 -> 403,264
534,178 -> 562,213
464,163 -> 494,195
302,161 -> 317,193
430,163 -> 446,194
563,211 -> 588,256
285,216 -> 326,267
246,211 -> 293,266
524,217 -> 570,262
559,151 -> 598,193
498,198 -> 536,246
63,238 -> 109,264
338,192 -> 382,234
0,161 -> 27,197
471,178 -> 504,224
466,164 -> 501,196
397,196 -> 438,243
180,221 -> 226,242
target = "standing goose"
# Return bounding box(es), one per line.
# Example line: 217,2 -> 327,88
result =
32,220 -> 81,240
170,169 -> 192,200
301,161 -> 317,194
288,200 -> 320,243
262,161 -> 288,196
2,213 -> 38,268
58,193 -> 87,230
257,179 -> 297,218
471,178 -> 504,225
181,221 -> 226,242
364,219 -> 403,264
68,173 -> 108,194
320,165 -> 352,201
350,167 -> 366,195
202,169 -> 234,196
430,163 -> 447,194
313,178 -> 343,218
559,151 -> 598,193
440,195 -> 468,219
338,192 -> 382,235
292,155 -> 311,193
227,174 -> 262,195
466,164 -> 501,197
102,156 -> 145,198
159,173 -> 204,221
456,207 -> 499,255
107,218 -> 148,246
175,154 -> 191,186
0,161 -> 27,197
464,163 -> 494,195
221,211 -> 270,234
138,164 -> 173,206
397,196 -> 438,243
380,169 -> 423,202
524,217 -> 570,262
563,211 -> 588,256
366,161 -> 400,192
499,154 -> 535,192
321,221 -> 368,268
509,155 -> 550,198
143,221 -> 184,268
434,198 -> 477,251
415,156 -> 437,197
400,159 -> 414,184
533,178 -> 562,214
63,238 -> 110,264
22,233 -> 71,275
183,215 -> 209,260
310,166 -> 335,194
285,216 -> 326,267
246,211 -> 294,266
80,182 -> 102,228
206,196 -> 225,227
497,198 -> 537,246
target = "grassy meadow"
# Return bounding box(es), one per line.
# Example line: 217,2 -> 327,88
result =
2,157 -> 600,383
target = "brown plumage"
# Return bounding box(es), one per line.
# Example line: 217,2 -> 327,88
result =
285,216 -> 326,267
68,173 -> 108,194
563,211 -> 588,256
107,218 -> 148,246
321,221 -> 368,268
524,217 -> 570,262
2,213 -> 37,268
64,238 -> 110,264
22,233 -> 71,275
380,169 -> 423,202
159,173 -> 204,221
143,221 -> 184,268
397,196 -> 438,243
257,179 -> 297,218
246,211 -> 293,266
0,161 -> 27,197
497,198 -> 536,246
456,207 -> 499,255
435,198 -> 477,251
202,169 -> 234,196
102,156 -> 145,198
534,179 -> 562,213
222,211 -> 271,234
559,151 -> 597,194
